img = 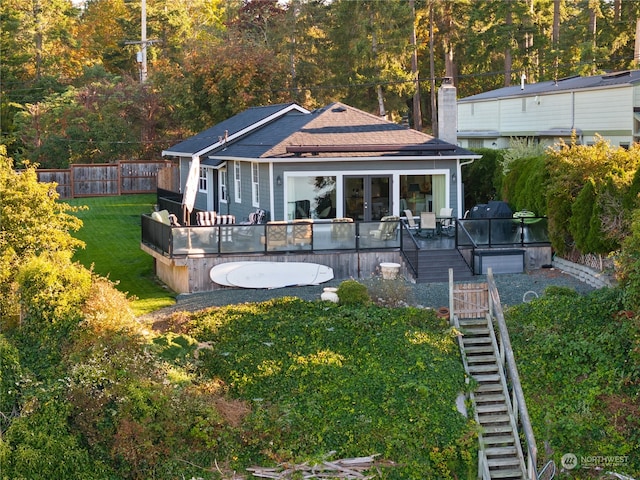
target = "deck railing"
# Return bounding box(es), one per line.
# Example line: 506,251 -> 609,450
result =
142,214 -> 551,260
457,216 -> 550,247
400,224 -> 420,276
141,214 -> 405,257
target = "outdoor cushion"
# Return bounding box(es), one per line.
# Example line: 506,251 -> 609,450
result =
371,215 -> 400,240
196,211 -> 217,226
151,209 -> 171,225
214,214 -> 236,225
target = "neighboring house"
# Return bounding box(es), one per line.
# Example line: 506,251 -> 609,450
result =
457,69 -> 640,150
162,101 -> 480,223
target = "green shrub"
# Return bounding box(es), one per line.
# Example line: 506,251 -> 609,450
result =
617,209 -> 640,311
462,148 -> 503,207
543,285 -> 579,297
505,155 -> 548,215
336,279 -> 370,305
506,288 -> 640,474
570,179 -> 596,252
17,253 -> 92,325
0,397 -> 112,480
0,334 -> 22,419
364,276 -> 414,307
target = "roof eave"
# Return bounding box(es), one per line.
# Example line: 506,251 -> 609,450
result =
162,103 -> 311,158
207,154 -> 481,163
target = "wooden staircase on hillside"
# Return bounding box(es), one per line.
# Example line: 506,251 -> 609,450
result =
449,272 -> 547,480
459,315 -> 527,479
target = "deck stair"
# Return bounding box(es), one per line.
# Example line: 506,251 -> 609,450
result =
449,269 -> 548,480
415,249 -> 473,283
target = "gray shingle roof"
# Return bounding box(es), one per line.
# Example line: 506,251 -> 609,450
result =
459,69 -> 640,103
162,103 -> 305,156
199,102 -> 477,162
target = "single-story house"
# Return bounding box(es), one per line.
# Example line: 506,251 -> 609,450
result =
162,101 -> 480,225
146,99 -> 552,293
457,69 -> 640,150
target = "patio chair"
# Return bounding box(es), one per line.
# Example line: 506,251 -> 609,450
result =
331,217 -> 354,241
438,207 -> 455,236
168,213 -> 181,227
291,219 -> 313,246
214,214 -> 236,242
370,215 -> 400,241
263,221 -> 289,248
403,209 -> 419,232
418,212 -> 437,238
196,211 -> 217,226
237,208 -> 267,238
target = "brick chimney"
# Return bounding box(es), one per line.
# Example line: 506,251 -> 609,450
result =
437,77 -> 457,145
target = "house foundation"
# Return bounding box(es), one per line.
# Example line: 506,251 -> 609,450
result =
142,243 -> 407,294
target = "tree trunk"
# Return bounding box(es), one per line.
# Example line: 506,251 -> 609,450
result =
504,1 -> 512,87
371,13 -> 386,118
409,0 -> 422,131
429,2 -> 437,137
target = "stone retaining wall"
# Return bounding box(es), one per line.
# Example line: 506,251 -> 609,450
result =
552,257 -> 615,289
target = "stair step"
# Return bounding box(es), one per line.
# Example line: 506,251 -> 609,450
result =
475,393 -> 506,403
466,354 -> 497,363
462,335 -> 493,344
482,435 -> 516,446
488,457 -> 522,467
472,374 -> 501,383
468,364 -> 499,374
489,469 -> 525,479
476,382 -> 504,393
478,414 -> 512,425
463,344 -> 494,353
483,425 -> 516,434
462,326 -> 490,335
486,446 -> 518,456
477,404 -> 508,414
458,318 -> 488,326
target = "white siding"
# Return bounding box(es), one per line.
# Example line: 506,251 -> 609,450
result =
498,93 -> 574,134
634,84 -> 640,106
574,86 -> 633,133
457,101 -> 500,131
460,85 -> 637,144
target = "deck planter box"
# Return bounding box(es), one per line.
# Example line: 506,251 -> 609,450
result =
473,249 -> 524,275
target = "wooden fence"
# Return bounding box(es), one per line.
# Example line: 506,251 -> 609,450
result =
36,161 -> 179,198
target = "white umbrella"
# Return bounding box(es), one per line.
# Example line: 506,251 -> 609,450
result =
181,156 -> 200,224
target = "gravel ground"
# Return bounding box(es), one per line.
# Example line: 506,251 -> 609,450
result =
140,267 -> 597,322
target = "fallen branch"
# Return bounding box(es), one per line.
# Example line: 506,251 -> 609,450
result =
247,455 -> 388,479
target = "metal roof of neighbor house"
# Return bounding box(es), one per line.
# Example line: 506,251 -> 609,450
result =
202,102 -> 477,162
459,69 -> 640,103
162,103 -> 308,157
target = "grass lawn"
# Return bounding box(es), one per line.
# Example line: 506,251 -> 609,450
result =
66,194 -> 176,315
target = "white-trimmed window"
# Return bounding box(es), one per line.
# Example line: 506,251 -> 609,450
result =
219,168 -> 228,202
251,162 -> 260,207
198,167 -> 207,192
234,161 -> 241,203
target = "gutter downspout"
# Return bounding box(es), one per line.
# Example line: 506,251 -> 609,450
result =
269,162 -> 276,221
457,158 -> 476,218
